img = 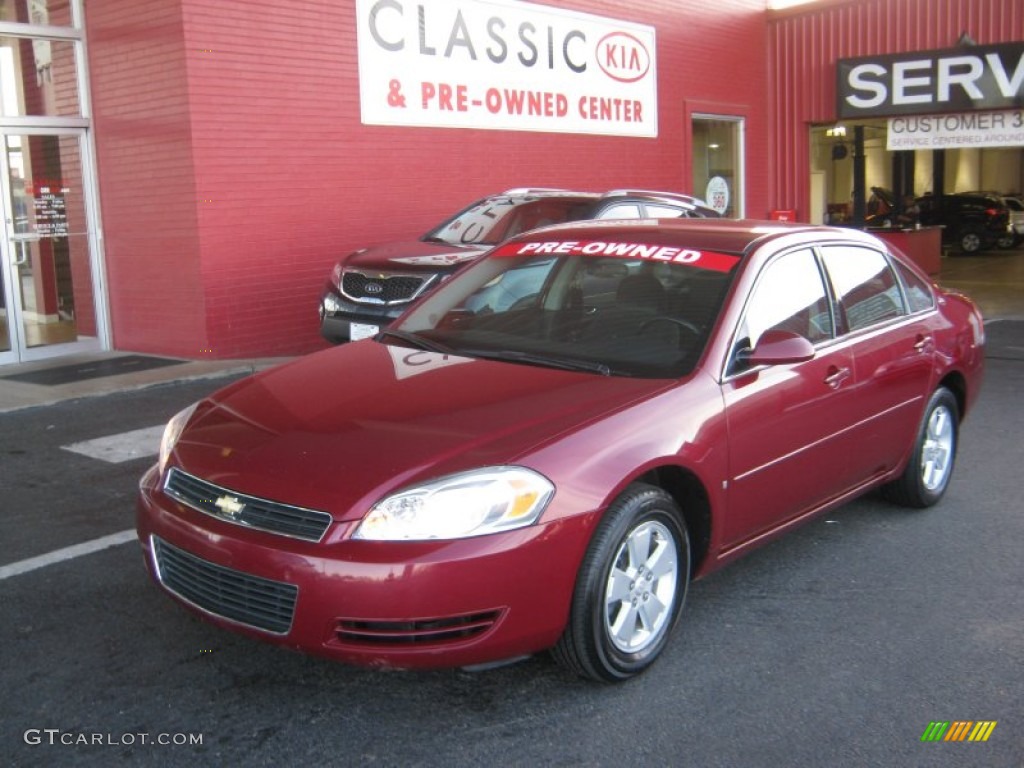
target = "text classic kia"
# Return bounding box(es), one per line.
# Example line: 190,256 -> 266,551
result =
138,219 -> 984,682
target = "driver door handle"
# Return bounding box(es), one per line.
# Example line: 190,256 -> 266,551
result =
825,365 -> 851,389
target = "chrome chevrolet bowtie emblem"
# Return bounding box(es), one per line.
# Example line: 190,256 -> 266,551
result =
214,495 -> 246,519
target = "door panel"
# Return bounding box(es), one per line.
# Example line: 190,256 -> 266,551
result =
819,245 -> 935,479
723,344 -> 858,548
722,247 -> 860,548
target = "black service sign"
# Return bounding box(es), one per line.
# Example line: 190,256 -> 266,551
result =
836,42 -> 1024,119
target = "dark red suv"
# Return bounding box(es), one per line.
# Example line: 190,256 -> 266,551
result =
318,188 -> 718,343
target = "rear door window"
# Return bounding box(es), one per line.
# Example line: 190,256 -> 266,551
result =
820,246 -> 905,332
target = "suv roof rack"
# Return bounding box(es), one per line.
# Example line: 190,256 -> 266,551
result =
500,187 -> 587,196
602,189 -> 709,206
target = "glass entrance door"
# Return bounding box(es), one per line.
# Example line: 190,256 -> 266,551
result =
0,129 -> 101,364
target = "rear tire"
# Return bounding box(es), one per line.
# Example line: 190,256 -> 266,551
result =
882,387 -> 959,508
959,229 -> 983,254
553,484 -> 689,682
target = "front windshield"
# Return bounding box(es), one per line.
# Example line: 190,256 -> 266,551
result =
392,238 -> 740,378
425,196 -> 595,246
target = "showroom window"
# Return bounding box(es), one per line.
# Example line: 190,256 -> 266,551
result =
692,115 -> 744,218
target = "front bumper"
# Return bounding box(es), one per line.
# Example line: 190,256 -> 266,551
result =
318,286 -> 406,343
136,465 -> 594,669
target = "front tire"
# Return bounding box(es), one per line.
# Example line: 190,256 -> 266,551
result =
553,484 -> 690,682
882,387 -> 959,508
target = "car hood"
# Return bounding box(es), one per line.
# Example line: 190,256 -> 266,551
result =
345,239 -> 487,271
170,342 -> 674,521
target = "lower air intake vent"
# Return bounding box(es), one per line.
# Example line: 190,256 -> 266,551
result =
335,611 -> 502,646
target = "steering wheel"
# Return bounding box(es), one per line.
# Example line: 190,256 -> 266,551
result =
638,316 -> 701,339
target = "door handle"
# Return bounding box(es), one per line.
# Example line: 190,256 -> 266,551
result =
12,241 -> 28,267
825,366 -> 851,389
913,334 -> 934,353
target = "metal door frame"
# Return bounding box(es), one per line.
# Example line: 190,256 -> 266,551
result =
0,125 -> 109,364
0,4 -> 111,366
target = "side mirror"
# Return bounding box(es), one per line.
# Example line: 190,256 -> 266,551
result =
741,329 -> 815,366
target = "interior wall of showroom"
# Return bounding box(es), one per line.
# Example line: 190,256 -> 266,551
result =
768,0 -> 1024,224
84,0 -> 769,359
810,123 -> 1023,224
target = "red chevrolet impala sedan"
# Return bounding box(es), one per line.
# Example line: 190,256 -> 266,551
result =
137,219 -> 984,682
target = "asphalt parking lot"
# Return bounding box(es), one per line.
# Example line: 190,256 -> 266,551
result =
2,323 -> 1022,768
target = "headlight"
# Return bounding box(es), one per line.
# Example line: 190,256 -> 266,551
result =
158,402 -> 198,473
353,467 -> 554,541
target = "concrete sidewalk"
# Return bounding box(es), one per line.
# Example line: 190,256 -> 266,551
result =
0,353 -> 291,413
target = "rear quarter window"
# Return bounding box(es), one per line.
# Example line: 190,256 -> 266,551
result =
891,258 -> 935,314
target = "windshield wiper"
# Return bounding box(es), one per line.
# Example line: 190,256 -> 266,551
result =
376,329 -> 458,355
463,348 -> 613,376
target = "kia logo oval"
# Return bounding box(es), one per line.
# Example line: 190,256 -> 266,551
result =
596,32 -> 651,83
364,282 -> 384,294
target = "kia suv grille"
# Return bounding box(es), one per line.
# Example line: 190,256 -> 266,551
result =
340,270 -> 436,305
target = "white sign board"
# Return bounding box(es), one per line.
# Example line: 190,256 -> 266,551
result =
356,0 -> 658,137
705,176 -> 729,215
887,109 -> 1024,150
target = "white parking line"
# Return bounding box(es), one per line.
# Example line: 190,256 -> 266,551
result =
62,425 -> 164,464
0,529 -> 137,581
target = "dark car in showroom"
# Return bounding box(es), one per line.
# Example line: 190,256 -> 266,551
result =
962,191 -> 1024,249
141,219 -> 984,682
915,192 -> 1011,253
318,188 -> 718,343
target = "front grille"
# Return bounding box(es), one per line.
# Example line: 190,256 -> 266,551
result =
164,468 -> 333,542
340,270 -> 433,305
335,611 -> 501,646
152,537 -> 298,635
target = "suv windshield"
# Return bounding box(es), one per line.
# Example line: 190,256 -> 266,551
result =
424,196 -> 596,246
391,243 -> 739,379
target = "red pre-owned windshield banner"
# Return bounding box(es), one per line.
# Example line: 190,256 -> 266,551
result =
493,240 -> 741,272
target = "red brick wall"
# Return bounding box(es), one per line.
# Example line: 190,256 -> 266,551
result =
86,1 -> 206,356
87,0 -> 769,358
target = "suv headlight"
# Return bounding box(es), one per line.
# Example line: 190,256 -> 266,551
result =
354,467 -> 554,541
158,402 -> 198,473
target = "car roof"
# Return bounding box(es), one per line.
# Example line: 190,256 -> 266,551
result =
509,217 -> 866,256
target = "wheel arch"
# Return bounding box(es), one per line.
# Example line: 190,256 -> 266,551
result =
937,370 -> 967,419
633,464 -> 712,577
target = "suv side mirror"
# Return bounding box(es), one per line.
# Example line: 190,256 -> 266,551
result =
740,329 -> 816,366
